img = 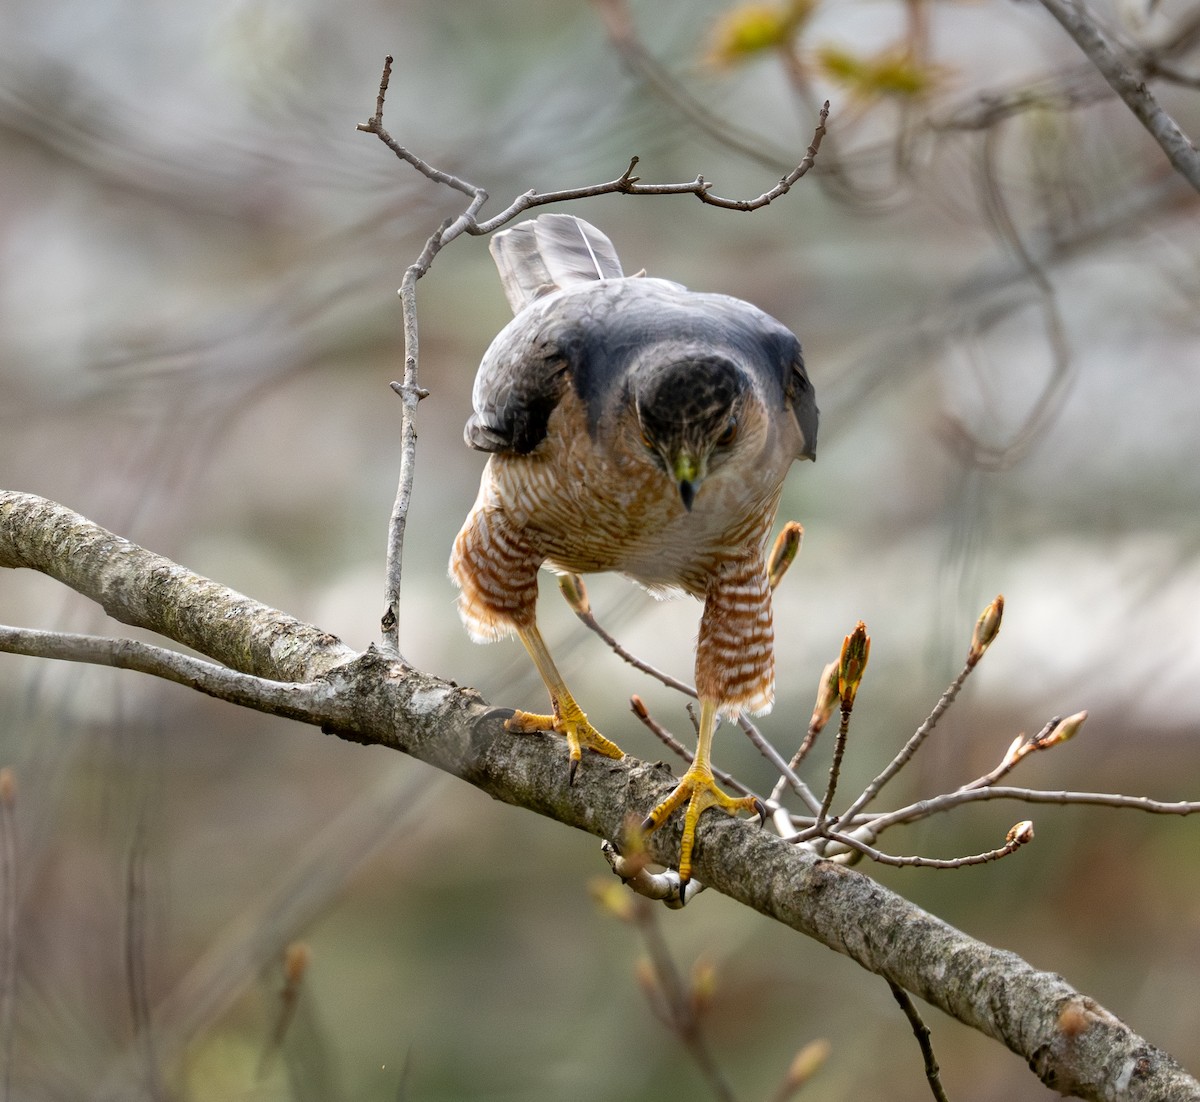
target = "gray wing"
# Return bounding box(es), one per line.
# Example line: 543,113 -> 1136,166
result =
467,261 -> 816,461
464,299 -> 572,453
468,214 -> 628,454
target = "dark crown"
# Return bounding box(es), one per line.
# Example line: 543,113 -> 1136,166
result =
633,355 -> 747,444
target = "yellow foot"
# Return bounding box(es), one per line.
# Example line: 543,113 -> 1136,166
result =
505,706 -> 624,784
642,765 -> 765,895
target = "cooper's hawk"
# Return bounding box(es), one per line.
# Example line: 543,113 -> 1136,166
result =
451,214 -> 817,889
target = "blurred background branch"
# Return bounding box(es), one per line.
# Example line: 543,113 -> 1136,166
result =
1,0 -> 1198,1098
1035,0 -> 1200,191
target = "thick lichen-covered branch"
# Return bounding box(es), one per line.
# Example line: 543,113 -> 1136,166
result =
0,491 -> 355,682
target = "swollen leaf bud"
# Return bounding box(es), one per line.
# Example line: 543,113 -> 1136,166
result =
968,595 -> 1004,667
590,878 -> 638,923
768,521 -> 804,590
809,661 -> 840,734
283,942 -> 312,986
634,957 -> 660,1001
706,1 -> 816,68
1007,820 -> 1035,846
815,45 -> 940,99
782,1038 -> 832,1094
689,957 -> 718,1016
838,622 -> 871,710
1045,710 -> 1088,747
557,573 -> 590,616
1001,732 -> 1027,768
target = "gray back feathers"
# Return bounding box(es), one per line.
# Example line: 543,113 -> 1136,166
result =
489,214 -> 625,314
469,215 -> 818,462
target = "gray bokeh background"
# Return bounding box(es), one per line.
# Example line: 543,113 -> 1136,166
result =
1,0 -> 1199,1098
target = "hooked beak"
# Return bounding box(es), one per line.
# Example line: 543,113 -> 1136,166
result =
673,454 -> 702,512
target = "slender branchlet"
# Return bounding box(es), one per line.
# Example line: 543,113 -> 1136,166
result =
259,942 -> 312,1077
824,821 -> 1034,869
833,596 -> 1003,832
769,659 -> 839,807
888,980 -> 950,1102
593,868 -> 736,1100
816,622 -> 870,829
770,1038 -> 831,1102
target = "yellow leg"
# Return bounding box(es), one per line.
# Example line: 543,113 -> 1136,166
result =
506,622 -> 624,784
641,698 -> 765,893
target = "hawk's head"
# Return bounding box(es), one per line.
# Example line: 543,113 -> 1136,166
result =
632,355 -> 750,511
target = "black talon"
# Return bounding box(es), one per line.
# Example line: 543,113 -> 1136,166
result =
639,815 -> 655,832
568,757 -> 579,786
677,873 -> 690,906
754,797 -> 767,827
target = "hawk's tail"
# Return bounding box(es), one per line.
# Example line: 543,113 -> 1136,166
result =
489,213 -> 625,315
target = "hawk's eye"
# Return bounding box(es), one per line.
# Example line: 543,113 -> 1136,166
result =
640,428 -> 656,452
716,418 -> 738,447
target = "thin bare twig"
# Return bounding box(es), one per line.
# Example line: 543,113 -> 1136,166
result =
767,732 -> 819,807
833,661 -> 973,830
594,872 -> 731,1089
1034,0 -> 1200,193
932,63 -> 1111,131
737,714 -> 823,813
631,695 -> 703,764
782,722 -> 825,781
888,981 -> 951,1102
857,785 -> 1200,841
769,661 -> 838,807
956,717 -> 1066,792
576,608 -> 696,697
0,625 -> 340,724
822,823 -> 1032,869
938,124 -> 1075,472
1140,59 -> 1200,89
259,943 -> 311,1078
630,697 -> 760,803
815,705 -> 852,830
124,812 -> 162,1100
632,901 -> 738,1102
777,36 -> 920,213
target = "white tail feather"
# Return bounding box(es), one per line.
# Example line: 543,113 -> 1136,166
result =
489,214 -> 624,314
